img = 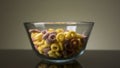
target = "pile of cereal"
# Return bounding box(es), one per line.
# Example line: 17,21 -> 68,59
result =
29,28 -> 86,58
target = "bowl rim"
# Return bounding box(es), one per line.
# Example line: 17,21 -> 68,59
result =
24,21 -> 94,25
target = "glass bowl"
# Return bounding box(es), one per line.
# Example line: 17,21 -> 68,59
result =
24,22 -> 94,63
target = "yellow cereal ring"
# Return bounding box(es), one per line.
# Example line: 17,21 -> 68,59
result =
65,32 -> 71,39
33,33 -> 43,41
38,43 -> 49,54
33,40 -> 44,46
51,43 -> 59,51
56,28 -> 64,33
55,51 -> 61,57
69,31 -> 77,38
37,46 -> 44,54
56,33 -> 65,42
49,65 -> 57,68
48,51 -> 57,58
58,42 -> 63,51
44,40 -> 51,47
76,33 -> 82,39
77,38 -> 82,45
48,28 -> 55,33
31,32 -> 39,38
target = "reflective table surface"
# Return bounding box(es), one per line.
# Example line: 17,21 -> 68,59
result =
0,50 -> 120,68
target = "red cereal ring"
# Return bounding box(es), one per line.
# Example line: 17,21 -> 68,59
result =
42,33 -> 49,40
67,49 -> 75,56
43,47 -> 51,56
41,30 -> 47,34
47,33 -> 56,42
64,40 -> 73,51
70,38 -> 80,48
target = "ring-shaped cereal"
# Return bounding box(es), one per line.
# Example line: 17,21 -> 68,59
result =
44,40 -> 51,47
48,50 -> 57,58
37,46 -> 44,54
42,33 -> 49,40
56,28 -> 64,33
56,33 -> 65,42
33,40 -> 44,46
70,38 -> 80,48
58,42 -> 63,51
69,31 -> 77,38
55,51 -> 61,57
65,32 -> 71,39
48,33 -> 56,42
76,33 -> 82,39
41,30 -> 47,34
34,33 -> 43,41
48,28 -> 55,33
51,43 -> 59,51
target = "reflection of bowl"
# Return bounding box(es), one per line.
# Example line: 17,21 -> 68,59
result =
24,22 -> 94,63
36,60 -> 82,68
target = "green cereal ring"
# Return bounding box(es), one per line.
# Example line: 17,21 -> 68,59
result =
51,43 -> 59,51
56,33 -> 65,42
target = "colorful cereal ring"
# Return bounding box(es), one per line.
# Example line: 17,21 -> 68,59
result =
70,38 -> 80,48
56,33 -> 65,42
56,28 -> 64,33
69,31 -> 77,38
48,33 -> 56,42
48,51 -> 57,58
51,43 -> 59,51
42,33 -> 49,40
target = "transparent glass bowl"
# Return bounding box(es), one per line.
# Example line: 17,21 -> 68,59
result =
24,22 -> 94,63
